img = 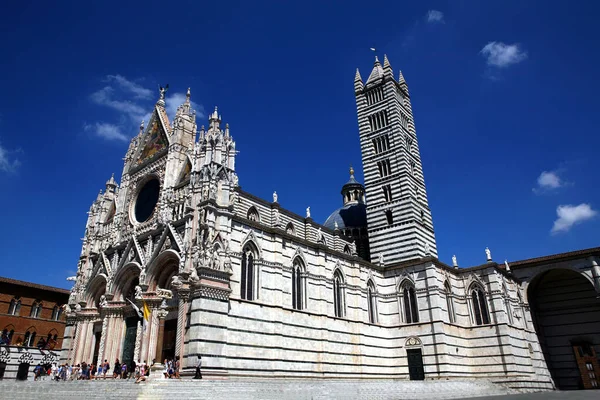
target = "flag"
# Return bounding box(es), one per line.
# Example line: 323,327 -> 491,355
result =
142,301 -> 151,332
126,298 -> 143,319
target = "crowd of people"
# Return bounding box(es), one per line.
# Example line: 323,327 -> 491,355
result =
32,358 -> 151,382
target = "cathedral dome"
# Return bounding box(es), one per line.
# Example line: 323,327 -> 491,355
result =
324,166 -> 368,230
323,202 -> 367,230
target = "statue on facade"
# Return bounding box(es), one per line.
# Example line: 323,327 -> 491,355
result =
485,247 -> 492,261
504,260 -> 511,272
75,304 -> 82,312
171,275 -> 183,290
139,269 -> 146,285
378,253 -> 385,266
306,207 -> 311,218
134,285 -> 143,299
229,190 -> 238,206
334,221 -> 339,230
158,84 -> 169,101
223,252 -> 233,273
424,243 -> 431,255
99,295 -> 108,308
452,255 -> 458,267
273,191 -> 278,203
202,185 -> 209,200
273,208 -> 280,227
209,181 -> 217,200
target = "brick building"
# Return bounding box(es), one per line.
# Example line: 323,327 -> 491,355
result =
0,276 -> 69,379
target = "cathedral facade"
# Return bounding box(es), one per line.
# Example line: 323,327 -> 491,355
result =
63,57 -> 600,391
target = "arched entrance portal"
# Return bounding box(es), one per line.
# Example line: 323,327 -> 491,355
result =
528,268 -> 600,390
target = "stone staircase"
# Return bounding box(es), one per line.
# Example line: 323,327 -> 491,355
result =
0,378 -> 521,400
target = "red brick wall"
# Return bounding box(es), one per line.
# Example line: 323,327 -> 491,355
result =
0,280 -> 69,349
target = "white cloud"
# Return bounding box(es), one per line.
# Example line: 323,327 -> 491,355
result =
426,10 -> 444,23
165,92 -> 205,121
90,86 -> 150,123
84,122 -> 128,142
551,204 -> 597,234
0,142 -> 20,173
105,75 -> 153,100
533,170 -> 562,194
480,42 -> 528,68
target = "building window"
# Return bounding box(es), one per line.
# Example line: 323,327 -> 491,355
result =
383,185 -> 393,202
343,244 -> 351,255
377,159 -> 392,178
444,281 -> 455,324
51,305 -> 62,321
367,280 -> 378,324
333,270 -> 345,318
30,301 -> 42,319
8,298 -> 21,316
291,258 -> 304,311
24,330 -> 36,347
406,137 -> 413,152
247,206 -> 260,222
372,134 -> 391,154
240,244 -> 258,300
368,110 -> 389,132
401,282 -> 419,323
471,285 -> 491,325
385,210 -> 393,225
410,161 -> 416,177
366,87 -> 384,106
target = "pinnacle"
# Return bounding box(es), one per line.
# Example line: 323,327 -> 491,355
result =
354,68 -> 362,82
398,70 -> 406,84
383,54 -> 391,69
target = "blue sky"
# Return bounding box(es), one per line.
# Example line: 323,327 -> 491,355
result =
1,1 -> 598,290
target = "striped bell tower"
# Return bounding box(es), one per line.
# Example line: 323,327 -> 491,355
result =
355,55 -> 437,264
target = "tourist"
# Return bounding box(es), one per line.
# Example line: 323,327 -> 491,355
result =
174,357 -> 180,379
129,359 -> 136,379
121,362 -> 128,379
163,359 -> 169,378
102,359 -> 110,379
193,356 -> 202,379
113,358 -> 121,378
33,364 -> 42,381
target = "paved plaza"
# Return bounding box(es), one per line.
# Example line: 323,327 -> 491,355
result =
0,378 -> 560,400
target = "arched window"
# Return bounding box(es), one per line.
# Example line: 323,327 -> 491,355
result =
24,330 -> 36,347
240,244 -> 257,300
333,270 -> 345,318
286,222 -> 295,236
30,301 -> 42,318
401,281 -> 419,323
51,305 -> 62,321
444,281 -> 455,323
367,280 -> 378,324
291,258 -> 304,310
247,206 -> 260,222
8,298 -> 21,316
471,285 -> 491,325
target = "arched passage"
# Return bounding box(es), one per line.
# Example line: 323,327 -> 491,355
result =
528,268 -> 600,390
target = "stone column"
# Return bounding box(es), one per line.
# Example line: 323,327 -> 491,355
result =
97,315 -> 109,364
60,313 -> 77,364
133,319 -> 142,362
154,308 -> 169,363
175,290 -> 190,360
71,318 -> 82,364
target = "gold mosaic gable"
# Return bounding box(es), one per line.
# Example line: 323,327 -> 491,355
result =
137,111 -> 168,165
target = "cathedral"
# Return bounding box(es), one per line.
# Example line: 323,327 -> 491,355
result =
63,56 -> 600,391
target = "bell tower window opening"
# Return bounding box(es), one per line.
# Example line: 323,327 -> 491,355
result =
383,185 -> 393,202
385,210 -> 393,225
368,110 -> 389,132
